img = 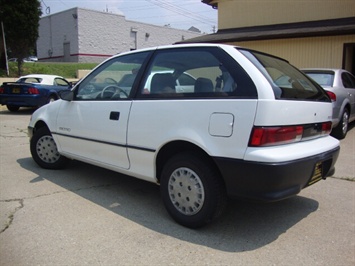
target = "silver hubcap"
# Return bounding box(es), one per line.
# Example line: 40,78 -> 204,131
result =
168,167 -> 205,215
341,111 -> 349,135
36,135 -> 60,163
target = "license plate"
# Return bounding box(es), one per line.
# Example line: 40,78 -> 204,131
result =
308,162 -> 323,185
12,88 -> 21,93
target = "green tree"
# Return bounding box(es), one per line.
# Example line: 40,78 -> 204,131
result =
0,0 -> 42,76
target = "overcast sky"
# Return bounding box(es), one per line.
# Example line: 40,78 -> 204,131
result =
40,0 -> 218,33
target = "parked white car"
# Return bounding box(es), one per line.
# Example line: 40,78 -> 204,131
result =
302,68 -> 355,139
28,44 -> 339,228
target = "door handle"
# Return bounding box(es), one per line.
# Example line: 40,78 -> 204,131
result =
110,111 -> 120,121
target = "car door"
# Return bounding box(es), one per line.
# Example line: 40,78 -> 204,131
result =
127,47 -> 258,179
55,52 -> 150,170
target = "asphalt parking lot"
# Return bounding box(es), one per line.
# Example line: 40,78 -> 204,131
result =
0,107 -> 354,266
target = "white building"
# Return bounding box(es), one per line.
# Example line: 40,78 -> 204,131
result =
37,7 -> 203,63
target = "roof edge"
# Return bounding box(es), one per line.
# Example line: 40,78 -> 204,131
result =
178,16 -> 355,44
201,0 -> 218,9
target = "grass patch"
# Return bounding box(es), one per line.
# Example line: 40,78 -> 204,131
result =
1,62 -> 98,78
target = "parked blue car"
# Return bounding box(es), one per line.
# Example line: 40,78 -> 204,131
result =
0,74 -> 72,112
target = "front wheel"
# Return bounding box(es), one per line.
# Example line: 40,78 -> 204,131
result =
160,152 -> 227,228
30,127 -> 69,169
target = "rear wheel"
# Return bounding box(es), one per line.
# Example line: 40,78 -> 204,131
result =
30,127 -> 69,169
47,95 -> 57,104
160,152 -> 227,228
6,105 -> 20,112
332,108 -> 349,139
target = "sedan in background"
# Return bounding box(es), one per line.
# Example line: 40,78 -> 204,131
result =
0,74 -> 72,112
302,68 -> 355,139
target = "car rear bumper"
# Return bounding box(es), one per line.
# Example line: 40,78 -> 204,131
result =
0,94 -> 46,107
213,147 -> 340,202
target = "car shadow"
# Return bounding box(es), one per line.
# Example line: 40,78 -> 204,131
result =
347,120 -> 355,132
0,107 -> 35,115
17,157 -> 319,252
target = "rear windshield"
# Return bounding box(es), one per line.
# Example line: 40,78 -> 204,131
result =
239,49 -> 330,101
302,71 -> 334,87
17,77 -> 42,83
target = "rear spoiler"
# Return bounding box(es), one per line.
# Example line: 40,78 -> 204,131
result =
2,82 -> 37,86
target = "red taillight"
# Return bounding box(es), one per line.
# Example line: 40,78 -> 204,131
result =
28,87 -> 40,94
249,126 -> 303,147
322,122 -> 332,135
326,91 -> 336,101
249,122 -> 332,147
0,87 -> 4,94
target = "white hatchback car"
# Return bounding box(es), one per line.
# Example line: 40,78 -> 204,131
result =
28,44 -> 340,228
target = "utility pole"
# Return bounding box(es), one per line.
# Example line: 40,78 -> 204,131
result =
1,21 -> 9,76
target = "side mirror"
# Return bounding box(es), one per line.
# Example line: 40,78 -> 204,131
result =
59,90 -> 74,101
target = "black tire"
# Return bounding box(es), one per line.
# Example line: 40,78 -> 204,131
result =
331,108 -> 349,139
160,152 -> 227,228
7,105 -> 20,112
30,127 -> 69,169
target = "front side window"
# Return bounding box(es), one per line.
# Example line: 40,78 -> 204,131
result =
240,49 -> 330,101
138,47 -> 256,98
75,51 -> 149,100
54,78 -> 70,86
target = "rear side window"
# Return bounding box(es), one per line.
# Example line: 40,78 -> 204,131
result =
342,72 -> 355,88
18,78 -> 42,83
138,47 -> 257,98
240,49 -> 330,101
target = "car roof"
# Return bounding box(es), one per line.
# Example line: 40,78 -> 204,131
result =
116,43 -> 237,57
301,68 -> 348,74
114,43 -> 242,71
19,74 -> 64,79
17,74 -> 65,85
